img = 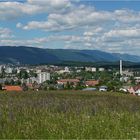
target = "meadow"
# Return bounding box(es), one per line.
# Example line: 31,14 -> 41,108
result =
0,91 -> 140,139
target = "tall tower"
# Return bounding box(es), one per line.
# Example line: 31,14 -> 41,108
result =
120,60 -> 123,76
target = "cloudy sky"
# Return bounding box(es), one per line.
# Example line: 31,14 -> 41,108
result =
0,0 -> 140,55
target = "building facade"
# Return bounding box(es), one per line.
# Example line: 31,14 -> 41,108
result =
37,72 -> 50,84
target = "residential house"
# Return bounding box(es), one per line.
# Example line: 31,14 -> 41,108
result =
128,85 -> 140,95
99,68 -> 105,72
3,86 -> 23,91
57,67 -> 70,74
57,79 -> 80,86
91,67 -> 97,72
134,77 -> 140,83
85,67 -> 92,72
119,86 -> 130,93
26,83 -> 33,89
85,80 -> 99,87
123,70 -> 134,77
85,67 -> 96,72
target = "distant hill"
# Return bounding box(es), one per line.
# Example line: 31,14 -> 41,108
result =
0,46 -> 140,64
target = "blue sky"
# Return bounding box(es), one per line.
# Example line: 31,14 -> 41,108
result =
0,0 -> 140,55
84,1 -> 140,11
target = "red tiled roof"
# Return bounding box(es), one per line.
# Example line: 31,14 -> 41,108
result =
133,85 -> 140,91
26,84 -> 33,87
85,80 -> 99,86
57,79 -> 80,83
4,86 -> 22,91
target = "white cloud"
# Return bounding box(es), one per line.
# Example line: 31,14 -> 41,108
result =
0,27 -> 13,38
0,35 -> 80,47
0,39 -> 37,47
84,32 -> 94,36
0,0 -> 72,20
34,35 -> 82,44
103,28 -> 140,41
115,9 -> 140,23
83,27 -> 103,36
16,23 -> 23,28
0,2 -> 40,20
27,0 -> 72,10
85,43 -> 92,47
21,6 -> 112,31
1,31 -> 140,55
18,7 -> 140,33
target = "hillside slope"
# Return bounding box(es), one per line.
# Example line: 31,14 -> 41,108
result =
0,46 -> 140,64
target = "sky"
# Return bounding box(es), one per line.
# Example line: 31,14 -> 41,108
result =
0,0 -> 140,55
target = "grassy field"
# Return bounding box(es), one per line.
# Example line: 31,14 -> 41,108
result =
0,91 -> 140,139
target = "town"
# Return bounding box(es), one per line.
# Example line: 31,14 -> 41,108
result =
0,60 -> 140,95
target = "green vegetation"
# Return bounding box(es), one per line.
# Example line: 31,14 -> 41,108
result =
0,91 -> 139,139
56,61 -> 140,68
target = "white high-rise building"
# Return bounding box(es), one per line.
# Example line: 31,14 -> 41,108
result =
64,67 -> 70,72
85,67 -> 92,71
91,67 -> 96,72
0,65 -> 3,73
120,60 -> 123,76
5,67 -> 13,74
99,68 -> 105,72
38,72 -> 50,84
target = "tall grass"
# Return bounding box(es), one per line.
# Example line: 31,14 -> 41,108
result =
0,91 -> 140,139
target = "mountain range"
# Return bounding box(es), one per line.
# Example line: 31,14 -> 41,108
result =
0,46 -> 140,65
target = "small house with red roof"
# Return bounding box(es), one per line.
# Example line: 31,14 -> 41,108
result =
3,86 -> 23,91
57,79 -> 80,86
85,80 -> 99,87
128,85 -> 140,95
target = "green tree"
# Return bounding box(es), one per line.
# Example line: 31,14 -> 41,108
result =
130,76 -> 136,86
10,79 -> 15,85
65,82 -> 71,90
0,67 -> 6,78
18,70 -> 29,79
12,69 -> 17,74
106,80 -> 122,92
22,83 -> 28,91
15,80 -> 21,85
29,70 -> 37,77
75,82 -> 85,90
0,84 -> 2,90
4,80 -> 10,85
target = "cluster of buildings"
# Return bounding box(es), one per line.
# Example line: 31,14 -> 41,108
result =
0,65 -> 50,90
0,64 -> 107,91
85,67 -> 105,72
0,61 -> 140,95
